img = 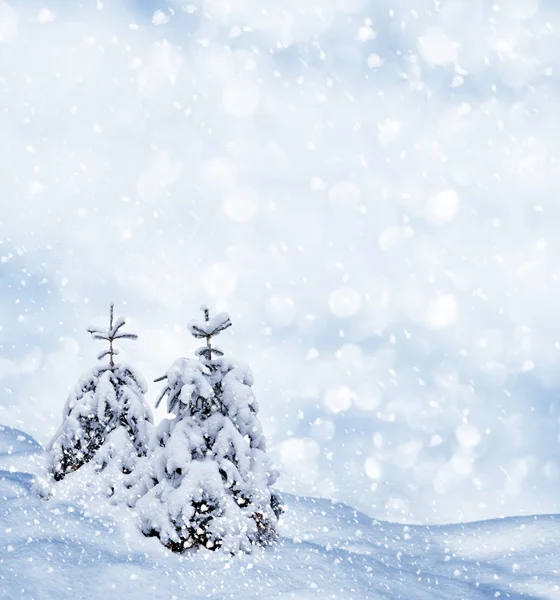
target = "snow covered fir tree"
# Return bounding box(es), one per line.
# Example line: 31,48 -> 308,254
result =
132,305 -> 282,553
46,304 -> 153,496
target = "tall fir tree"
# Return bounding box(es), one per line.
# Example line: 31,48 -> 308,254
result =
133,305 -> 282,553
46,304 -> 153,493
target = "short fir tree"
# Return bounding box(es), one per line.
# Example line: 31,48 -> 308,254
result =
133,306 -> 282,553
47,304 -> 153,491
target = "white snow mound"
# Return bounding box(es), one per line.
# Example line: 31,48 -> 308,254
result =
1,424 -> 560,599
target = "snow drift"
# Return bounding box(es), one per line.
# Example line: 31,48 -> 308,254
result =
1,424 -> 559,599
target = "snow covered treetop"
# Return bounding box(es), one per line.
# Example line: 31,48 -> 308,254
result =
188,306 -> 232,338
87,304 -> 138,367
188,305 -> 232,360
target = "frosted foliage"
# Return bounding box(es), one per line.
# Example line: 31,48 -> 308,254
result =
188,311 -> 232,338
153,358 -> 213,416
134,311 -> 280,553
47,364 -> 153,484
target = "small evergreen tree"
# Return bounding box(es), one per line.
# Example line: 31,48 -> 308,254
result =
47,304 -> 153,491
133,305 -> 282,553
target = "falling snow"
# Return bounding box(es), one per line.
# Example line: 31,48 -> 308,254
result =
2,0 -> 560,595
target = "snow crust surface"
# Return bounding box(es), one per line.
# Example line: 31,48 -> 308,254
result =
2,425 -> 560,600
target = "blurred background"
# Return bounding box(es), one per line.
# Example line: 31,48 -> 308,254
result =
1,0 -> 560,524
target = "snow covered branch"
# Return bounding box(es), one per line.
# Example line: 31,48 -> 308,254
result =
88,304 -> 138,368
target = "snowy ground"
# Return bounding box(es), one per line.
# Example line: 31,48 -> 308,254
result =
1,425 -> 559,599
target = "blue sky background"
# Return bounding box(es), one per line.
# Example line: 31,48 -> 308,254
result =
2,0 -> 560,524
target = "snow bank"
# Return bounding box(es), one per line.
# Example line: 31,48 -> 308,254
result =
0,423 -> 43,474
1,424 -> 560,599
